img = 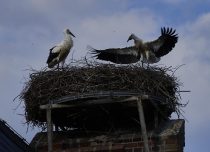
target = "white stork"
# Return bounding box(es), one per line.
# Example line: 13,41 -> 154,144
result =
89,27 -> 178,64
46,28 -> 75,68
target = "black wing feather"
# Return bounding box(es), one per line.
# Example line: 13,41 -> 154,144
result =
88,46 -> 140,64
46,47 -> 59,64
154,27 -> 178,57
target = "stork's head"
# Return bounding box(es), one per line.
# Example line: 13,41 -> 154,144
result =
64,28 -> 76,37
127,33 -> 142,43
127,34 -> 136,42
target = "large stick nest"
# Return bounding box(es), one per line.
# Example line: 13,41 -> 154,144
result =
18,59 -> 183,130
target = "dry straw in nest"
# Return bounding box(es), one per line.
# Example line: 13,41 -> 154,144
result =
18,59 -> 184,128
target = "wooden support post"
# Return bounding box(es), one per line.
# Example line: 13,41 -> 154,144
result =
47,104 -> 53,152
154,110 -> 159,129
137,97 -> 150,152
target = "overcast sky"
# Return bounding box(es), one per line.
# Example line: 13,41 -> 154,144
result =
1,0 -> 210,151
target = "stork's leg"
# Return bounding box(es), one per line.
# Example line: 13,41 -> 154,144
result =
56,63 -> 59,69
61,59 -> 66,69
147,63 -> 149,69
145,51 -> 150,61
141,61 -> 146,68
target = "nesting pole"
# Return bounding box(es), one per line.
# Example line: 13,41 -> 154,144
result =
46,104 -> 53,152
137,96 -> 150,152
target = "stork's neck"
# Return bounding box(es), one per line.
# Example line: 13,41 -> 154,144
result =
63,33 -> 73,44
60,34 -> 73,48
131,34 -> 141,41
131,34 -> 143,44
64,33 -> 71,40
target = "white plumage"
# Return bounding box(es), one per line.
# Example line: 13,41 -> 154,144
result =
47,28 -> 75,68
127,33 -> 161,64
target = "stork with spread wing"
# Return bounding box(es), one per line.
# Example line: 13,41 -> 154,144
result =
89,27 -> 178,64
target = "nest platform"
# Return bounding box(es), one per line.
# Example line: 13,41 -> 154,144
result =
18,60 -> 182,130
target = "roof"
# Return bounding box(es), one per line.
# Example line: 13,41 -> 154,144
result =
0,119 -> 29,152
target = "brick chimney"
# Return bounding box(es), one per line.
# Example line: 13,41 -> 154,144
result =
30,119 -> 184,152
